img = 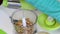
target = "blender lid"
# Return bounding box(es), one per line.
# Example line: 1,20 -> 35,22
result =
0,10 -> 15,34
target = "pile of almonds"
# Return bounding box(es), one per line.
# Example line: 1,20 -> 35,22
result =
14,18 -> 34,34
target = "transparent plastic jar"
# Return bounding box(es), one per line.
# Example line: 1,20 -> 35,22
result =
11,9 -> 37,34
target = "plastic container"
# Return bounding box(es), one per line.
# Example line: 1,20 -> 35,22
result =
25,0 -> 60,23
11,9 -> 37,34
37,13 -> 60,31
2,0 -> 8,7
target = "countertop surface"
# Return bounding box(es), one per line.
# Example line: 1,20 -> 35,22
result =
0,2 -> 60,34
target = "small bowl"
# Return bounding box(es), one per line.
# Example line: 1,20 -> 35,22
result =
11,9 -> 37,34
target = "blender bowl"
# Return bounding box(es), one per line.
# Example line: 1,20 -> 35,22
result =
11,9 -> 37,34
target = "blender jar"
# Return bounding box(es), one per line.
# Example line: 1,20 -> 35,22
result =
11,9 -> 37,34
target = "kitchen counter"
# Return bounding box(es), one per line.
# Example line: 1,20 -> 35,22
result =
1,2 -> 60,34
